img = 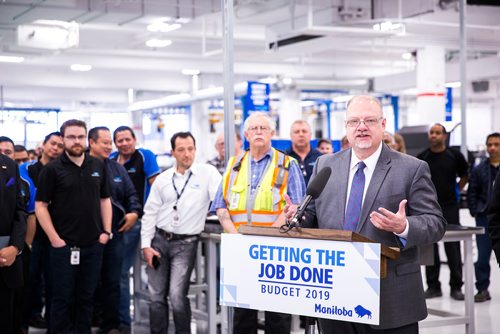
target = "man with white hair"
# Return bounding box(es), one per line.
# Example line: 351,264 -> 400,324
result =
210,112 -> 306,333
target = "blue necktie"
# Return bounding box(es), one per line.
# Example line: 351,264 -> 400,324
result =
345,161 -> 366,231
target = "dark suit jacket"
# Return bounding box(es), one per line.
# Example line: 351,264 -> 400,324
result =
488,171 -> 500,264
0,154 -> 27,289
304,144 -> 445,329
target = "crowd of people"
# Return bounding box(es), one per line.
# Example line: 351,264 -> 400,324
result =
1,94 -> 500,334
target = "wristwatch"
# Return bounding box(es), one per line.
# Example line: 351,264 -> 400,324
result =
103,230 -> 113,240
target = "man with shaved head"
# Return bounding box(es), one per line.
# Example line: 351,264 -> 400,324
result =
418,123 -> 469,301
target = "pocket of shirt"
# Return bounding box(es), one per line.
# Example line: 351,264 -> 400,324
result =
256,187 -> 273,211
229,184 -> 246,210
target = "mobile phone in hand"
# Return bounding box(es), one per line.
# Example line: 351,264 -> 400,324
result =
152,255 -> 160,269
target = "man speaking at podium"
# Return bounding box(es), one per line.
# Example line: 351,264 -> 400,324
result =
285,95 -> 445,333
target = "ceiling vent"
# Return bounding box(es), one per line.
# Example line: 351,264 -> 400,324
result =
17,20 -> 79,50
268,34 -> 323,50
471,80 -> 489,93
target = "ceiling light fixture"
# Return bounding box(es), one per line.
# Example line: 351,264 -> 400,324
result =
446,82 -> 461,88
147,22 -> 182,33
146,16 -> 190,33
175,17 -> 191,24
145,39 -> 172,48
17,20 -> 79,50
401,52 -> 413,60
181,69 -> 200,75
373,21 -> 405,34
70,64 -> 92,72
0,55 -> 25,63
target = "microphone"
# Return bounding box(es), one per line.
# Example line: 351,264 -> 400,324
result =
288,167 -> 332,229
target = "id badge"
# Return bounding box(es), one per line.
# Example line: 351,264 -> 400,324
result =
70,247 -> 80,265
230,193 -> 240,210
172,214 -> 180,227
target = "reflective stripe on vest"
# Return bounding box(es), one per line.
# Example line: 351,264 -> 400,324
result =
222,149 -> 290,228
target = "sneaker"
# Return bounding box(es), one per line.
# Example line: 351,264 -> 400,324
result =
450,289 -> 465,301
424,288 -> 442,299
474,290 -> 491,302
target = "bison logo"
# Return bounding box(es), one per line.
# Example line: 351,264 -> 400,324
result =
354,305 -> 372,319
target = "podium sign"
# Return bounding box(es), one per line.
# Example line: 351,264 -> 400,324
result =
221,233 -> 381,325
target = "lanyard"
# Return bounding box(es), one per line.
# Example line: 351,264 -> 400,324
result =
172,171 -> 193,202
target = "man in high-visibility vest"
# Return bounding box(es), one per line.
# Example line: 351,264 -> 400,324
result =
210,111 -> 306,334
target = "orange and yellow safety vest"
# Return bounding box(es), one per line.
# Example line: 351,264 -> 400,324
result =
222,149 -> 291,229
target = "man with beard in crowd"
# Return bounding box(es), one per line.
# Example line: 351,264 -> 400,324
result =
35,119 -> 112,333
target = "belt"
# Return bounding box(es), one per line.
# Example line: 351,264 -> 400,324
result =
155,228 -> 199,241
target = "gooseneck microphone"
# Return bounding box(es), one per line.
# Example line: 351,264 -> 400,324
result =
287,167 -> 332,229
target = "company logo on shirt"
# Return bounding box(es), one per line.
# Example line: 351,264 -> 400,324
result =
113,176 -> 123,183
91,172 -> 100,177
128,167 -> 136,174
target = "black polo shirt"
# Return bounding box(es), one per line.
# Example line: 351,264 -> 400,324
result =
285,148 -> 323,185
110,148 -> 160,207
36,152 -> 110,247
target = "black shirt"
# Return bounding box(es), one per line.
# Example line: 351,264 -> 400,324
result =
28,160 -> 44,188
27,160 -> 52,240
417,147 -> 468,208
490,164 -> 499,187
110,149 -> 160,208
0,154 -> 26,252
36,152 -> 110,247
285,148 -> 322,185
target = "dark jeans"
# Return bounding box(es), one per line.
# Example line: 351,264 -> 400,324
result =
318,319 -> 418,334
119,220 -> 141,326
0,277 -> 16,334
474,213 -> 492,291
14,245 -> 30,332
94,233 -> 124,332
233,308 -> 291,334
27,235 -> 52,324
147,232 -> 199,334
426,205 -> 463,290
49,242 -> 104,334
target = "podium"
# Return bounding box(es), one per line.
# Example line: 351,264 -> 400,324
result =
238,225 -> 400,278
220,226 -> 400,326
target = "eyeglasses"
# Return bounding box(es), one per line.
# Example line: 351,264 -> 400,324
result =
346,117 -> 383,128
65,135 -> 86,141
247,125 -> 271,133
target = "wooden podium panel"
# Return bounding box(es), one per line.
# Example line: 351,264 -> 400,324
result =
239,225 -> 400,278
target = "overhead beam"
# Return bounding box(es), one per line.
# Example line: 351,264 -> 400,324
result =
374,56 -> 500,92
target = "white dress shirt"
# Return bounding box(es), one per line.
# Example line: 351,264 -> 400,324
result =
141,163 -> 222,248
